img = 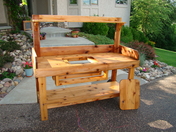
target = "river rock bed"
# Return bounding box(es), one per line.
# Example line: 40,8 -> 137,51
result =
0,33 -> 33,100
0,32 -> 176,101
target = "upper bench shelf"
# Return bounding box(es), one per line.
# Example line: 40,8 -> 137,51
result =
32,15 -> 126,24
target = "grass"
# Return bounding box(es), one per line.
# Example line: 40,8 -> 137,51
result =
155,47 -> 176,67
78,32 -> 114,45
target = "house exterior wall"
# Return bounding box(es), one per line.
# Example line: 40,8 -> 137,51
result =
0,0 -> 7,25
57,0 -> 68,15
99,0 -> 131,26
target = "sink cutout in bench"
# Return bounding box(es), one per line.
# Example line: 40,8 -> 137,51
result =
63,56 -> 98,64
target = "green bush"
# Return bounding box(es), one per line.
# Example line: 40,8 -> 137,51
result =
82,22 -> 109,36
121,26 -> 133,43
130,28 -> 148,43
0,69 -> 16,80
0,41 -> 21,52
106,23 -> 116,39
125,41 -> 155,60
78,32 -> 114,45
0,53 -> 14,68
139,53 -> 146,66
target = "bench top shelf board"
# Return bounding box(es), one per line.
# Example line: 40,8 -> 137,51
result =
35,52 -> 139,78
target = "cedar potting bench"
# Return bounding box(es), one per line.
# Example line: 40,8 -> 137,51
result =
32,15 -> 140,121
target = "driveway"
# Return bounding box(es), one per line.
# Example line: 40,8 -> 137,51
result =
0,74 -> 176,132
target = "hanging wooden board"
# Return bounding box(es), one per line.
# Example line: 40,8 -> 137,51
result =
120,79 -> 140,110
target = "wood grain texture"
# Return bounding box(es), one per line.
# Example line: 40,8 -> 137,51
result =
120,79 -> 140,110
54,71 -> 108,86
119,45 -> 139,60
38,77 -> 48,121
40,45 -> 114,56
32,22 -> 41,57
35,53 -> 139,77
46,81 -> 120,109
32,15 -> 125,24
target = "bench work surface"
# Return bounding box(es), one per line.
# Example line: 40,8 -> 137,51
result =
35,53 -> 139,77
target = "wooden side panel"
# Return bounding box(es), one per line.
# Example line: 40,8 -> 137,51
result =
40,45 -> 114,56
120,79 -> 140,110
32,22 -> 41,57
119,45 -> 139,60
32,48 -> 37,74
32,15 -> 125,23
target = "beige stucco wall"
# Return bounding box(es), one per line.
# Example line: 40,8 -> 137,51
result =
0,0 -> 7,24
57,0 -> 68,15
99,0 -> 131,26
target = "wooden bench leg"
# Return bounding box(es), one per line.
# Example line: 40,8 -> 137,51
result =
38,77 -> 48,121
128,67 -> 135,79
111,70 -> 117,81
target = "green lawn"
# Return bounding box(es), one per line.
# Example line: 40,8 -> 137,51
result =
155,48 -> 176,67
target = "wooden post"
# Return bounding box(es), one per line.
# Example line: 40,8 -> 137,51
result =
128,67 -> 135,79
38,77 -> 48,121
111,23 -> 124,81
32,18 -> 41,57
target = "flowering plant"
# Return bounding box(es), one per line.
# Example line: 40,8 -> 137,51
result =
22,62 -> 32,69
139,67 -> 149,73
151,61 -> 160,68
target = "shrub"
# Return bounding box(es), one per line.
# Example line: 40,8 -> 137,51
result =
107,23 -> 116,39
0,53 -> 14,68
78,32 -> 114,45
0,69 -> 16,80
0,41 -> 21,52
82,22 -> 109,36
139,53 -> 146,66
125,41 -> 155,60
130,28 -> 149,43
121,26 -> 133,43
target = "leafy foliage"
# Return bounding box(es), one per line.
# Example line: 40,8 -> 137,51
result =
125,41 -> 155,60
3,0 -> 30,31
131,0 -> 173,37
0,53 -> 14,68
82,22 -> 109,36
0,69 -> 16,80
0,41 -> 21,52
78,32 -> 114,45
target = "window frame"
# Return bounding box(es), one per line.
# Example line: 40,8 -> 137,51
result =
83,0 -> 98,6
70,0 -> 78,5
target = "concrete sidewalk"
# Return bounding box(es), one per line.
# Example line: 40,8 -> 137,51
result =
0,70 -> 148,104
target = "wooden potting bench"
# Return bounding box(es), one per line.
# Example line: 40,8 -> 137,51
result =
32,15 -> 140,121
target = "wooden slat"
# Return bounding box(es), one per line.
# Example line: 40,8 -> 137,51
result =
119,45 -> 139,60
120,79 -> 140,110
32,15 -> 126,24
54,71 -> 101,80
46,81 -> 120,108
55,70 -> 108,86
40,45 -> 114,56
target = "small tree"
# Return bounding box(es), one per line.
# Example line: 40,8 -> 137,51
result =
131,0 -> 173,37
3,0 -> 29,31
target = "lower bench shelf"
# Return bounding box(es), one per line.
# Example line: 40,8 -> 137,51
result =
45,81 -> 120,109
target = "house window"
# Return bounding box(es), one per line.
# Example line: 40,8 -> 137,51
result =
70,0 -> 77,4
83,0 -> 98,5
116,0 -> 128,5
